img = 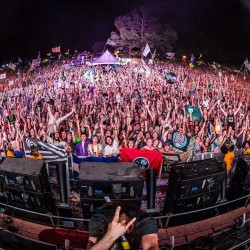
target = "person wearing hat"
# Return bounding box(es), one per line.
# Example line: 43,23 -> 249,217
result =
30,145 -> 43,160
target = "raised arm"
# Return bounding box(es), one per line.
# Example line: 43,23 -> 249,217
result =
234,102 -> 242,116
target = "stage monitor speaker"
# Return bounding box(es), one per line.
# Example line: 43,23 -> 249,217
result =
227,155 -> 250,199
79,162 -> 142,181
78,162 -> 145,218
164,159 -> 226,213
0,158 -> 49,193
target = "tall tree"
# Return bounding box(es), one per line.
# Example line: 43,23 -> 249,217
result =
110,7 -> 177,56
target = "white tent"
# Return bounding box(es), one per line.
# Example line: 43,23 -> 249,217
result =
92,50 -> 119,65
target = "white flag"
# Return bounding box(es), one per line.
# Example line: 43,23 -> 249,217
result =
0,73 -> 6,79
106,39 -> 115,46
8,62 -> 16,71
142,44 -> 151,57
166,52 -> 175,58
244,59 -> 250,71
199,53 -> 202,59
30,58 -> 41,70
8,80 -> 14,86
190,54 -> 196,63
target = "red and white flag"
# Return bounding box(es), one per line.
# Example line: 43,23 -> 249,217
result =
120,148 -> 162,177
52,46 -> 61,53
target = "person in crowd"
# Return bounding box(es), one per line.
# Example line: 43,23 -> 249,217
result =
29,146 -> 43,160
0,56 -> 248,166
88,135 -> 103,157
224,145 -> 235,179
243,141 -> 250,155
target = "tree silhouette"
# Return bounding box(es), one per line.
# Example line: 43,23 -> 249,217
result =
110,7 -> 178,56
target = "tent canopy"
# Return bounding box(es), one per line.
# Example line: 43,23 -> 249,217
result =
92,50 -> 119,65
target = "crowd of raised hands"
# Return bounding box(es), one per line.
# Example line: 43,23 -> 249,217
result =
0,58 -> 250,158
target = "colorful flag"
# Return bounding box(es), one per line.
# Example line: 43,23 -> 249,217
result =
165,72 -> 177,84
207,122 -> 215,138
142,44 -> 151,57
23,136 -> 67,163
120,148 -> 162,177
84,67 -> 94,82
171,131 -> 191,152
0,73 -> 6,79
52,46 -> 61,53
106,38 -> 116,46
166,52 -> 175,58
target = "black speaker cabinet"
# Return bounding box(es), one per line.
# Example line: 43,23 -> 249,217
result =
0,158 -> 56,220
227,155 -> 250,199
0,158 -> 49,193
164,159 -> 226,213
78,162 -> 145,218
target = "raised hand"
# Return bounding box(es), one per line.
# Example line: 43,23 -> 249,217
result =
106,206 -> 136,241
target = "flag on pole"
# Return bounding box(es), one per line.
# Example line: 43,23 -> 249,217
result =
120,148 -> 162,177
244,59 -> 250,71
106,39 -> 116,46
190,54 -> 196,63
0,73 -> 6,79
166,52 -> 175,58
52,46 -> 61,53
8,62 -> 16,71
30,58 -> 41,70
199,53 -> 202,59
142,44 -> 151,57
23,136 -> 67,163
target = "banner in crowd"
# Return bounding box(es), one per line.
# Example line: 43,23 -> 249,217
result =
0,73 -> 6,79
166,52 -> 175,58
52,46 -> 61,53
185,105 -> 201,121
31,58 -> 41,69
142,44 -> 151,57
23,136 -> 67,163
72,154 -> 119,178
165,72 -> 177,84
171,131 -> 190,152
106,39 -> 116,46
120,148 -> 162,177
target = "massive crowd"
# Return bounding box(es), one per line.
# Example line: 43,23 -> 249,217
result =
0,56 -> 250,165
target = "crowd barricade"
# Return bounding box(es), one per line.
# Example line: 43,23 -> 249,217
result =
194,149 -> 243,163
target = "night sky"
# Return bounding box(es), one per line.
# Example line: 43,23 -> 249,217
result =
0,0 -> 249,65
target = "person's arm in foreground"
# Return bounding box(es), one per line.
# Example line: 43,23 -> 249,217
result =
87,206 -> 136,250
